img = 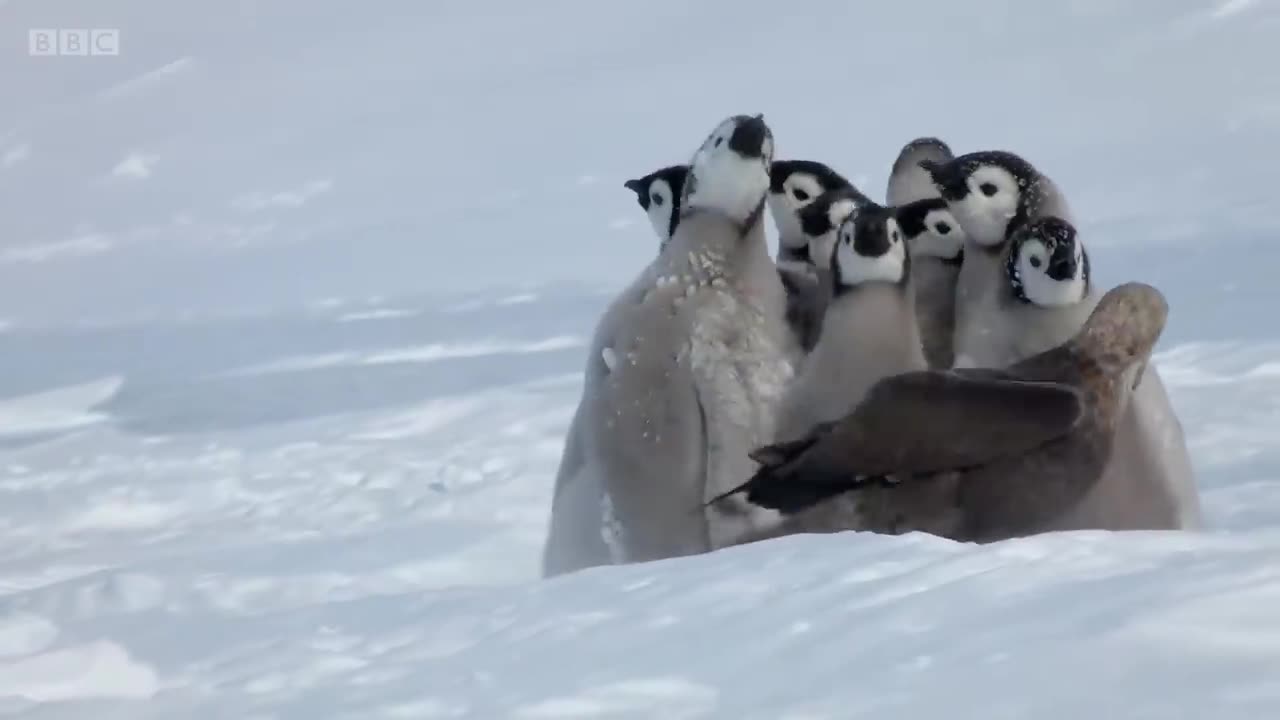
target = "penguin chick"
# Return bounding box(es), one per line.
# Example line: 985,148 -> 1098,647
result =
768,159 -> 865,270
581,113 -> 794,562
887,137 -> 955,207
545,163 -> 693,577
886,137 -> 962,368
772,186 -> 872,357
767,161 -> 863,358
896,197 -> 965,265
920,150 -> 1074,248
796,187 -> 872,272
624,164 -> 689,248
895,197 -> 966,368
682,115 -> 774,225
999,217 -> 1204,533
772,203 -> 926,445
987,215 -> 1095,367
918,150 -> 1074,368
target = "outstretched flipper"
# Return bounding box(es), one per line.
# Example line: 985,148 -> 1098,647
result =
711,370 -> 1084,513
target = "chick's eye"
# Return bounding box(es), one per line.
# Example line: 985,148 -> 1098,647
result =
792,188 -> 810,201
935,221 -> 951,235
891,231 -> 901,244
1029,255 -> 1042,268
714,136 -> 724,148
979,182 -> 998,197
651,193 -> 664,207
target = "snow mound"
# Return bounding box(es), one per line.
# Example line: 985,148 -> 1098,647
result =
0,377 -> 123,439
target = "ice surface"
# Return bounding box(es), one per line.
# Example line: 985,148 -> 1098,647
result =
1,0 -> 1279,716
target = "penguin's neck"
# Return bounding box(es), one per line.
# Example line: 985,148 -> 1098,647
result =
911,255 -> 961,297
910,255 -> 960,365
663,205 -> 776,288
955,239 -> 1006,308
996,285 -> 1101,367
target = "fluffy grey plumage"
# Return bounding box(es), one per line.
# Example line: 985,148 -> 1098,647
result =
575,114 -> 796,562
773,204 -> 926,445
887,137 -> 966,369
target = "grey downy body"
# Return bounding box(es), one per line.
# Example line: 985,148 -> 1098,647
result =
893,197 -> 966,369
773,204 -> 926,445
542,163 -> 692,577
541,400 -> 611,577
579,114 -> 795,562
887,137 -> 964,369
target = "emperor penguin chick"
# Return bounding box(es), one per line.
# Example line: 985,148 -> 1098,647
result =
622,162 -> 839,359
886,137 -> 964,368
773,203 -> 927,445
768,159 -> 864,270
795,186 -> 871,273
999,217 -> 1203,531
769,161 -> 869,361
919,150 -> 1074,368
624,164 -> 689,249
994,215 -> 1097,364
894,196 -> 966,368
580,113 -> 795,562
546,164 -> 692,577
779,186 -> 871,354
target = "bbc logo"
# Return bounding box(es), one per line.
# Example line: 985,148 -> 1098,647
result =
28,29 -> 120,57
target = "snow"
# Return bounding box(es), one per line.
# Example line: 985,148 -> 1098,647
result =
109,153 -> 157,181
0,377 -> 122,439
0,0 -> 1279,716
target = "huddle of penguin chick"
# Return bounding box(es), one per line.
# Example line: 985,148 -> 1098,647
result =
540,114 -> 1204,579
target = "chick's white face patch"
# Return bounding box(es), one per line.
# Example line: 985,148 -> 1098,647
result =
1016,237 -> 1087,307
950,165 -> 1020,247
645,178 -> 675,244
835,216 -> 907,287
769,172 -> 824,246
910,207 -> 966,260
782,173 -> 824,211
805,198 -> 859,271
688,151 -> 770,224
